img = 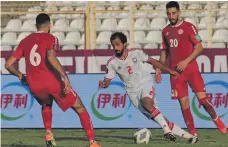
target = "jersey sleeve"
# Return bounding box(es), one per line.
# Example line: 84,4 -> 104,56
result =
160,31 -> 168,50
47,36 -> 60,51
137,49 -> 149,62
104,62 -> 116,80
188,24 -> 202,46
12,40 -> 24,60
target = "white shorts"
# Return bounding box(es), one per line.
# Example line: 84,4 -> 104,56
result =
127,82 -> 157,118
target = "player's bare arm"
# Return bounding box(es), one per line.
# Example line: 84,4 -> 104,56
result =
155,50 -> 169,83
159,50 -> 169,65
5,56 -> 28,85
147,57 -> 179,79
47,49 -> 71,94
5,56 -> 22,77
176,43 -> 203,72
99,78 -> 111,88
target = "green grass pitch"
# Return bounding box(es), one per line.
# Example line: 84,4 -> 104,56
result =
1,129 -> 228,147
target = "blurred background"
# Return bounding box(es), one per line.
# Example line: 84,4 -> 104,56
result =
1,2 -> 228,146
1,1 -> 228,51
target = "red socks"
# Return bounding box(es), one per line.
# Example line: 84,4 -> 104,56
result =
42,105 -> 52,131
199,97 -> 217,119
79,111 -> 95,141
182,107 -> 196,134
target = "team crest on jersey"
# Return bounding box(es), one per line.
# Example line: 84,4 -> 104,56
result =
117,66 -> 121,70
132,57 -> 137,63
166,32 -> 169,36
178,29 -> 183,34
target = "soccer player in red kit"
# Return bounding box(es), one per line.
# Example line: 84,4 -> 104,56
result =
155,1 -> 227,142
5,13 -> 101,147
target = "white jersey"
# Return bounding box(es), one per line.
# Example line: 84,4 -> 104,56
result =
105,48 -> 153,92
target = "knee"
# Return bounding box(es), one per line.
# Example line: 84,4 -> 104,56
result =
72,99 -> 86,113
142,98 -> 155,111
179,97 -> 190,109
73,105 -> 86,113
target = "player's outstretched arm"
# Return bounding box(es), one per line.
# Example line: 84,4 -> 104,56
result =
159,50 -> 169,66
99,78 -> 111,88
147,58 -> 179,78
155,50 -> 169,83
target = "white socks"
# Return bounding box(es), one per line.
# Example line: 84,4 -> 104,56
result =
169,122 -> 195,139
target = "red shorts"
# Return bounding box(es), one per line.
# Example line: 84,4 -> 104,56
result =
29,80 -> 77,112
170,71 -> 206,100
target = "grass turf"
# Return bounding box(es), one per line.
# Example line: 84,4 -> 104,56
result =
1,129 -> 228,147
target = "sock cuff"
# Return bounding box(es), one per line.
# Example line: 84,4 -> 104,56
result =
150,108 -> 161,118
182,107 -> 190,112
79,111 -> 89,115
168,122 -> 174,130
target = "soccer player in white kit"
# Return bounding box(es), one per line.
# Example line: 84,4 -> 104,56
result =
99,32 -> 198,142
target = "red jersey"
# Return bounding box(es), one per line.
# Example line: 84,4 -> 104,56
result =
161,20 -> 202,71
12,32 -> 61,86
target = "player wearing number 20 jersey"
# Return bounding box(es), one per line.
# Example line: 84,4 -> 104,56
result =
155,1 -> 227,140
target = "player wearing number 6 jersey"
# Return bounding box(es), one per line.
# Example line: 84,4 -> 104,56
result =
5,13 -> 101,147
99,32 -> 198,142
155,1 -> 227,142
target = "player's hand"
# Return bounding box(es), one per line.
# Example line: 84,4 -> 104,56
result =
176,60 -> 189,73
63,77 -> 72,94
18,74 -> 28,86
98,81 -> 105,88
155,69 -> 162,84
170,70 -> 179,79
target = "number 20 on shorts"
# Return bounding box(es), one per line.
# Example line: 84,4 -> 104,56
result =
172,89 -> 178,98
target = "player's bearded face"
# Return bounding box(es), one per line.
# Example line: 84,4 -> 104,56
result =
167,8 -> 180,25
111,38 -> 125,57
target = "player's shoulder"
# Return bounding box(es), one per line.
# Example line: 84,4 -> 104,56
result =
183,20 -> 196,28
127,48 -> 143,53
106,55 -> 117,66
162,24 -> 171,33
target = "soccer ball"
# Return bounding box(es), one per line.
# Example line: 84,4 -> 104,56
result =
133,128 -> 152,144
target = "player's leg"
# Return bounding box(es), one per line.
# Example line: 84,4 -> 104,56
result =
52,88 -> 101,147
70,95 -> 95,142
189,72 -> 227,134
178,96 -> 197,135
141,97 -> 176,141
170,75 -> 197,136
164,117 -> 195,139
33,92 -> 56,147
140,83 -> 176,141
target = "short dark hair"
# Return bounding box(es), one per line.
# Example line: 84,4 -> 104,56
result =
36,13 -> 50,26
166,1 -> 180,10
110,32 -> 127,44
